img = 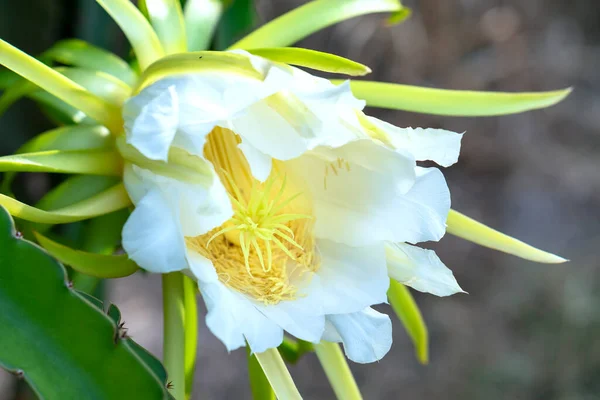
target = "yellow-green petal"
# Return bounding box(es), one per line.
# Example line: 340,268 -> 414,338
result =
334,80 -> 572,116
388,280 -> 428,364
254,348 -> 302,400
144,0 -> 187,54
34,232 -> 138,278
0,183 -> 131,224
447,209 -> 567,263
248,48 -> 371,76
230,0 -> 404,50
184,0 -> 223,51
0,39 -> 122,132
314,342 -> 362,400
0,150 -> 122,176
42,39 -> 137,85
96,0 -> 165,70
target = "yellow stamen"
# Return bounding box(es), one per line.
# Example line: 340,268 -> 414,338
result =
187,127 -> 318,305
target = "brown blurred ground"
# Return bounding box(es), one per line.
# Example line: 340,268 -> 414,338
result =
1,0 -> 600,399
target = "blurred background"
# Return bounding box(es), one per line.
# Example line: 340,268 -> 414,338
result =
1,0 -> 599,399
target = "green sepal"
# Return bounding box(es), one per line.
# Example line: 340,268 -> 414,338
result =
447,209 -> 567,263
334,80 -> 572,116
0,149 -> 122,176
34,231 -> 138,279
388,280 -> 428,364
1,125 -> 113,195
42,38 -> 138,85
247,47 -> 371,76
247,346 -> 276,400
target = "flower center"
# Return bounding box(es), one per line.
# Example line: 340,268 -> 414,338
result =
186,127 -> 318,305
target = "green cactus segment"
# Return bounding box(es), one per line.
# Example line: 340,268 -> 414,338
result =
0,206 -> 172,399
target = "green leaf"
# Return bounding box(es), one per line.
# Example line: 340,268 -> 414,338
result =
145,0 -> 188,54
96,0 -> 165,70
184,0 -> 224,51
447,209 -> 567,263
0,183 -> 131,224
42,39 -> 138,85
215,0 -> 257,50
334,80 -> 572,116
0,149 -> 122,175
0,206 -> 171,399
34,231 -> 138,278
230,0 -> 403,50
247,48 -> 371,76
0,38 -> 122,132
247,346 -> 275,400
388,280 -> 428,364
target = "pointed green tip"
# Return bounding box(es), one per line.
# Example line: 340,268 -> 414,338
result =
547,87 -> 573,107
447,209 -> 569,265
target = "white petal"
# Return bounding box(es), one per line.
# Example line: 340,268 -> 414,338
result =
393,167 -> 450,244
231,100 -> 317,161
125,164 -> 232,238
200,279 -> 284,353
122,188 -> 187,274
185,248 -> 219,283
327,308 -> 393,364
386,243 -> 465,297
367,117 -> 463,167
255,273 -> 325,343
317,239 -> 389,314
238,141 -> 272,182
321,320 -> 343,343
123,82 -> 179,162
286,139 -> 419,246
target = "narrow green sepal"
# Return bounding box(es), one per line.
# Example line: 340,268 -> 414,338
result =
388,280 -> 429,364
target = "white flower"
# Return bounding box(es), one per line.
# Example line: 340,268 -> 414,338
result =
120,51 -> 463,363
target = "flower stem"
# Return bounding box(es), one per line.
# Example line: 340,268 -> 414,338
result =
314,341 -> 362,400
254,348 -> 302,400
183,276 -> 198,400
163,272 -> 186,400
247,346 -> 275,400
